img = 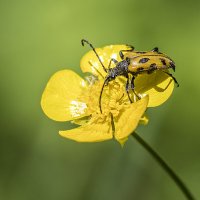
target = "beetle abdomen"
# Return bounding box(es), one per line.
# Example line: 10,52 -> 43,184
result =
126,52 -> 175,74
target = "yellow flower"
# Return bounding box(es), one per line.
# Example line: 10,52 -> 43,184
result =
41,69 -> 148,145
41,44 -> 174,145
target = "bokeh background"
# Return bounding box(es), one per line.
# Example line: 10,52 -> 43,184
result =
0,0 -> 200,200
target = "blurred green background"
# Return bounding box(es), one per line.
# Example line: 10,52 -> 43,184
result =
0,0 -> 200,200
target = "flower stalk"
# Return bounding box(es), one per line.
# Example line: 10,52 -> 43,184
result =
132,132 -> 195,200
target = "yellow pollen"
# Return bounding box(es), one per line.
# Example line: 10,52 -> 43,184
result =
78,79 -> 129,122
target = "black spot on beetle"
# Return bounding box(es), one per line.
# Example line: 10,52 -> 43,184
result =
150,63 -> 156,68
139,58 -> 150,63
135,51 -> 146,54
137,67 -> 144,71
148,63 -> 157,74
160,58 -> 166,65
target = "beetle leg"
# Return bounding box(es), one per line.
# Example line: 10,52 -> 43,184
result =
131,76 -> 141,100
125,75 -> 133,103
164,72 -> 179,87
119,45 -> 135,59
151,47 -> 159,53
126,44 -> 135,50
108,58 -> 118,70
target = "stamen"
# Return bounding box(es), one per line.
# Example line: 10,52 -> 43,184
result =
78,79 -> 128,121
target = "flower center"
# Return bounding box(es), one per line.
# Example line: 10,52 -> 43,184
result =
79,77 -> 130,124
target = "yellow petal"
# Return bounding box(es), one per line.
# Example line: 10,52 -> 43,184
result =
117,137 -> 128,147
80,45 -> 129,77
41,70 -> 88,121
135,71 -> 174,107
114,95 -> 149,143
59,122 -> 112,142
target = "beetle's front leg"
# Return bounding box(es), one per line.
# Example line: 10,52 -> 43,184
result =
108,58 -> 118,70
119,45 -> 135,59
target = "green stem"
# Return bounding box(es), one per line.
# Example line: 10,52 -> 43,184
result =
132,132 -> 195,200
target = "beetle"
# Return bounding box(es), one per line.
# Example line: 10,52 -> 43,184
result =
81,39 -> 179,113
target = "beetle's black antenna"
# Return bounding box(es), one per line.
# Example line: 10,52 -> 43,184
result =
81,39 -> 107,73
99,77 -> 109,113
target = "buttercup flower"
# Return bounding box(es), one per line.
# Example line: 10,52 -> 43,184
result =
41,45 -> 174,145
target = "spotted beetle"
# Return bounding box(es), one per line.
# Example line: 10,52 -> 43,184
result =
81,39 -> 179,113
